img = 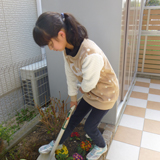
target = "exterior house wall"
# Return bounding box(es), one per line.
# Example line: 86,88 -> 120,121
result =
0,0 -> 41,122
42,0 -> 122,124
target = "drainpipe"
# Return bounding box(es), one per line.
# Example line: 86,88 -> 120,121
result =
135,0 -> 145,74
36,0 -> 46,60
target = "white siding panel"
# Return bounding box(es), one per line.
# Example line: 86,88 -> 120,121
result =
1,0 -> 41,66
0,0 -> 42,122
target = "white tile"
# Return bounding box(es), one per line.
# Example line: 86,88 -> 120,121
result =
119,114 -> 144,130
145,109 -> 160,121
148,94 -> 160,102
107,140 -> 140,160
141,131 -> 160,152
127,97 -> 147,108
150,83 -> 160,90
133,86 -> 149,93
136,77 -> 150,83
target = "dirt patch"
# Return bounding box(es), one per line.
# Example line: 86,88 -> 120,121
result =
5,122 -> 103,160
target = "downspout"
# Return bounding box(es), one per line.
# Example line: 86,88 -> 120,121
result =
135,0 -> 145,74
36,0 -> 46,60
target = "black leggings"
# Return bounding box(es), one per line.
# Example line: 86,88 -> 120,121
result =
59,98 -> 109,148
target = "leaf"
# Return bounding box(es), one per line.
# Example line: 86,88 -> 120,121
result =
77,146 -> 83,155
76,137 -> 80,141
87,138 -> 92,142
82,150 -> 86,156
67,157 -> 73,160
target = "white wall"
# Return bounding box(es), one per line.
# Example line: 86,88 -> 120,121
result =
0,0 -> 41,68
42,0 -> 123,124
0,0 -> 41,122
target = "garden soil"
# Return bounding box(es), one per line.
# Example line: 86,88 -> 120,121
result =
5,123 -> 103,160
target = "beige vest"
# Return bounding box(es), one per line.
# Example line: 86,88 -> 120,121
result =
64,39 -> 119,110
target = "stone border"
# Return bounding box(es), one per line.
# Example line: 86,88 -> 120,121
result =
0,114 -> 41,159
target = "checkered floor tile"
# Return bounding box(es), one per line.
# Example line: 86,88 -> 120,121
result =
107,78 -> 160,160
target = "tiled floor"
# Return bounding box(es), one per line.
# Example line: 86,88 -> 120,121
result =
106,77 -> 160,160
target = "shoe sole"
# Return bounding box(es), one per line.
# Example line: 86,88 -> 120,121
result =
86,150 -> 108,160
39,151 -> 51,155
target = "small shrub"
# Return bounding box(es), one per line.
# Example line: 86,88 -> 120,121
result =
35,93 -> 69,137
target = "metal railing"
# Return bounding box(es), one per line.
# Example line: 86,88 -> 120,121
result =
138,6 -> 160,76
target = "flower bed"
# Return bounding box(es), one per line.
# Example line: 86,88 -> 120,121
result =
1,96 -> 104,160
4,123 -> 103,160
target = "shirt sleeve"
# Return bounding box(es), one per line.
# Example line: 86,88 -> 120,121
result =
81,53 -> 104,92
63,54 -> 78,98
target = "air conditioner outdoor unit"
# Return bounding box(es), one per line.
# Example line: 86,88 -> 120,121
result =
20,60 -> 50,107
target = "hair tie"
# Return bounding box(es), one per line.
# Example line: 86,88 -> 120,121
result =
61,13 -> 65,22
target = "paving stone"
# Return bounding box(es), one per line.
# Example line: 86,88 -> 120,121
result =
103,130 -> 112,147
98,150 -> 108,160
99,122 -> 107,130
104,124 -> 115,133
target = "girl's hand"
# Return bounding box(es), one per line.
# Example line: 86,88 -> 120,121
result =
79,87 -> 85,94
70,101 -> 77,108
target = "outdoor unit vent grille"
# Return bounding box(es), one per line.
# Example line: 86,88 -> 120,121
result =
20,60 -> 50,107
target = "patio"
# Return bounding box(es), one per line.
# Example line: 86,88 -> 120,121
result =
106,77 -> 160,160
0,0 -> 160,159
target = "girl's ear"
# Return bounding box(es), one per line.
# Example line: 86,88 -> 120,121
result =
58,30 -> 66,38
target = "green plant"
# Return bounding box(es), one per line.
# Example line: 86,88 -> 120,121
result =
15,108 -> 36,124
77,140 -> 93,156
56,153 -> 73,160
6,145 -> 21,160
77,145 -> 86,157
70,132 -> 80,141
0,108 -> 36,148
0,123 -> 16,145
86,137 -> 92,142
145,0 -> 160,6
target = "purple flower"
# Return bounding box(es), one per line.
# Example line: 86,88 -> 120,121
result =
73,153 -> 83,160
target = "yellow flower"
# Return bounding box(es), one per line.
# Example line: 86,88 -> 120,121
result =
55,145 -> 69,156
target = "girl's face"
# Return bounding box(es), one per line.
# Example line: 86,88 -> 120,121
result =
48,30 -> 73,51
48,37 -> 66,52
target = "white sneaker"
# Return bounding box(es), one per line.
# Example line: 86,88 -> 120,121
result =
38,140 -> 63,154
86,145 -> 107,160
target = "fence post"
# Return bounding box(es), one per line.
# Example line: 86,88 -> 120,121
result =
146,8 -> 150,31
142,35 -> 147,73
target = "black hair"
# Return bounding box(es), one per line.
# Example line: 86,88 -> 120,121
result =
33,12 -> 88,47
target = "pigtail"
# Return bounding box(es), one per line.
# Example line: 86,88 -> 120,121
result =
64,13 -> 88,46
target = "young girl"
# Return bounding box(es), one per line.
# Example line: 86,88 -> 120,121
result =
33,12 -> 119,160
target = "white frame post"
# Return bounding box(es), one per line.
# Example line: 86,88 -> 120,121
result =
36,0 -> 46,60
